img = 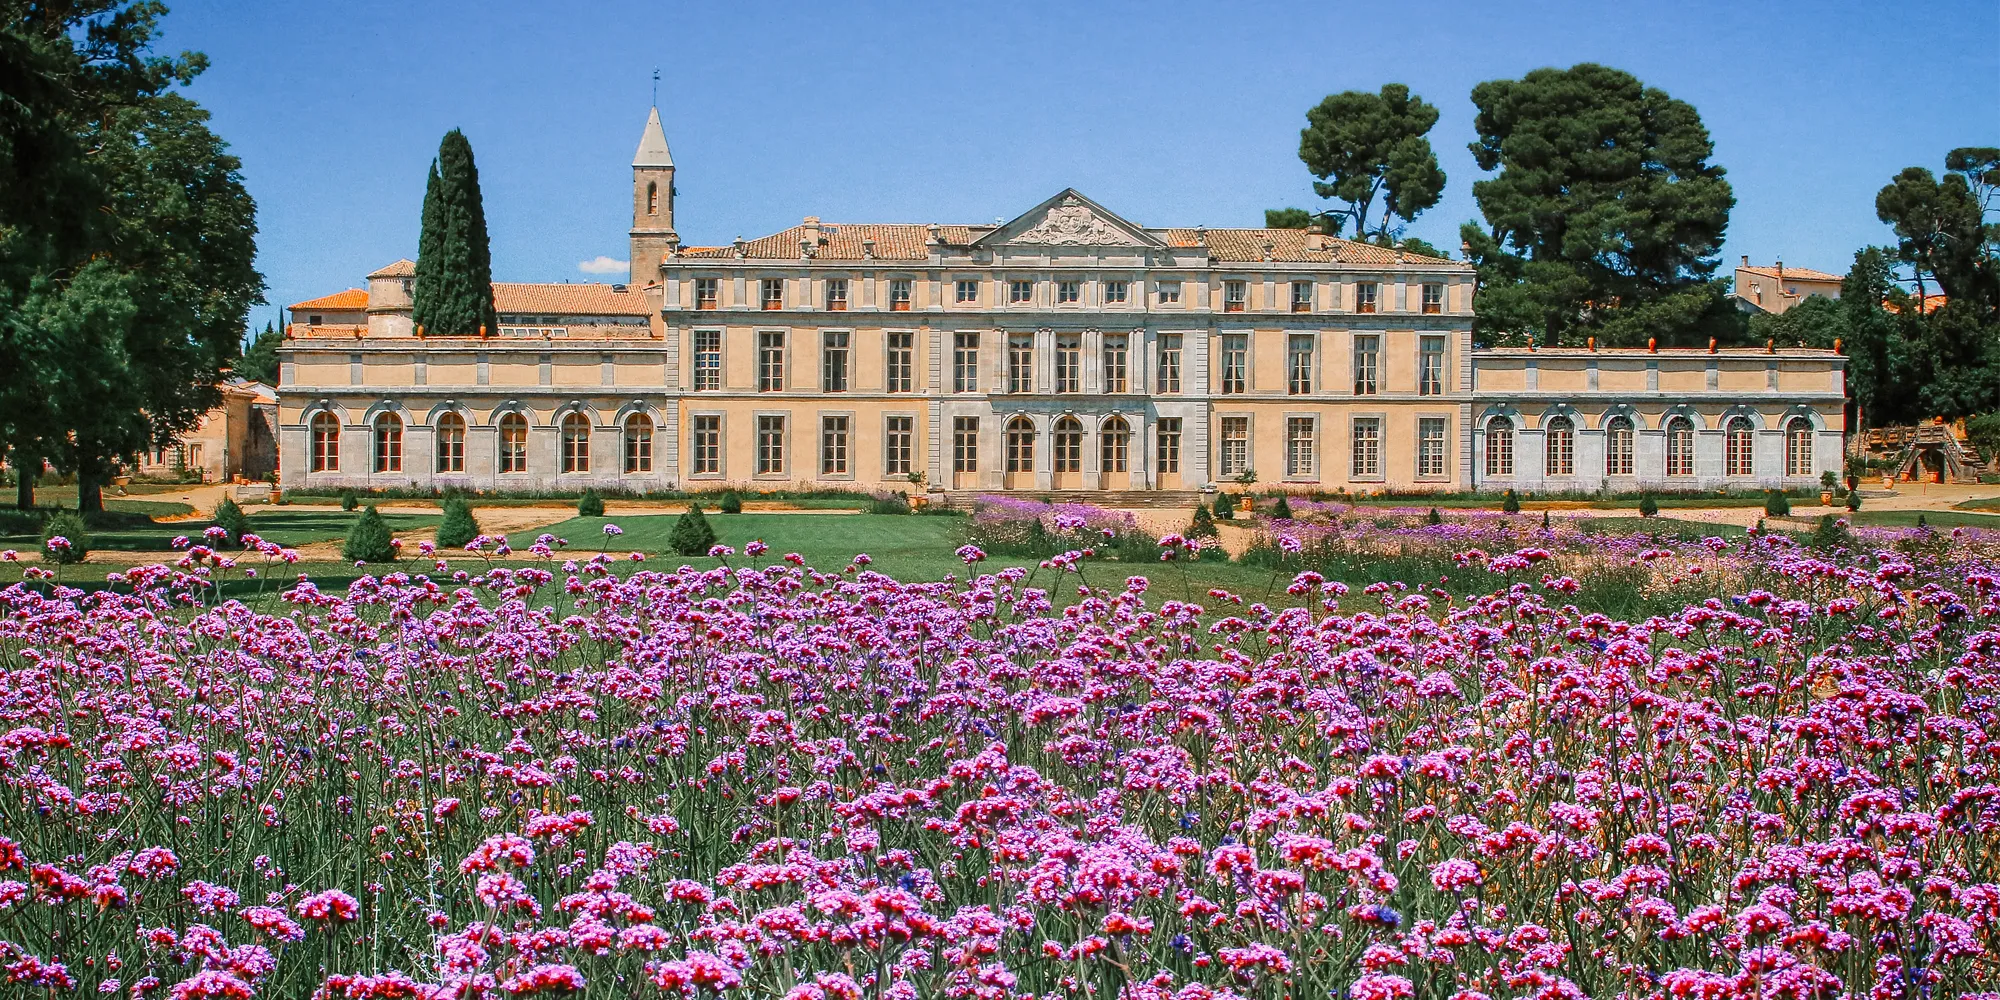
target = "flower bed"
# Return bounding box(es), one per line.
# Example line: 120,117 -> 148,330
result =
0,529 -> 1996,998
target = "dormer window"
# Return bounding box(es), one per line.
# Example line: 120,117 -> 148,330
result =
825,278 -> 848,311
761,278 -> 784,310
1223,281 -> 1246,312
889,279 -> 912,311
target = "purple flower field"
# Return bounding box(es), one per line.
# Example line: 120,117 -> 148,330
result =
0,520 -> 1997,999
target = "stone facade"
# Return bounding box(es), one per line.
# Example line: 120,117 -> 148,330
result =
277,109 -> 1846,496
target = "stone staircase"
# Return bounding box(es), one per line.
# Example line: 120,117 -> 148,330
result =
937,490 -> 1206,510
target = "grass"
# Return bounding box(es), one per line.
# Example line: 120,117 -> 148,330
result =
30,509 -> 445,552
1569,515 -> 1749,539
1845,509 -> 2000,530
507,513 -> 972,579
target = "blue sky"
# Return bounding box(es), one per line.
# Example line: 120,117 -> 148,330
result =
165,0 -> 1999,334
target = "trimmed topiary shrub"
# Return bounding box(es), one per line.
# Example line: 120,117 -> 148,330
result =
212,497 -> 249,546
339,489 -> 359,512
342,505 -> 397,563
1213,494 -> 1235,520
1502,490 -> 1521,515
1189,504 -> 1219,541
1270,495 -> 1293,520
1638,494 -> 1660,518
435,497 -> 481,550
577,489 -> 605,517
1846,490 -> 1862,511
40,512 -> 90,565
1764,490 -> 1791,517
669,505 -> 718,556
1427,507 -> 1443,525
719,491 -> 743,514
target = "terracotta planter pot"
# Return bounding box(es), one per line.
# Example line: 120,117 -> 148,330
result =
1821,491 -> 1833,506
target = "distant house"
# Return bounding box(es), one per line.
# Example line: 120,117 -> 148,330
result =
1733,256 -> 1843,314
132,379 -> 279,483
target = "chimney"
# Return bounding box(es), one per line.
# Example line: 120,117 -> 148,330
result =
1740,255 -> 1749,267
1776,259 -> 1784,280
862,237 -> 876,260
1305,220 -> 1327,251
801,216 -> 822,246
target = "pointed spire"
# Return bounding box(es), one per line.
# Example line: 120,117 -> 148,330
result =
634,107 -> 673,168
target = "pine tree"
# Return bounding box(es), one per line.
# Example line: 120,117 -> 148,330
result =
669,505 -> 718,556
343,505 -> 397,563
237,322 -> 283,384
414,131 -> 498,337
434,497 -> 480,549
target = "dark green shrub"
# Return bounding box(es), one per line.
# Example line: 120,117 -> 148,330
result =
718,491 -> 743,514
1764,490 -> 1791,517
339,489 -> 359,512
1917,512 -> 1929,529
1540,510 -> 1551,530
1189,504 -> 1219,540
868,492 -> 911,515
577,489 -> 605,517
1213,494 -> 1235,520
1808,513 -> 1853,552
1426,507 -> 1443,525
1846,490 -> 1862,511
40,512 -> 90,565
1501,489 -> 1521,514
1638,494 -> 1659,518
435,497 -> 481,549
669,505 -> 718,556
211,497 -> 248,546
1270,495 -> 1293,520
342,505 -> 397,563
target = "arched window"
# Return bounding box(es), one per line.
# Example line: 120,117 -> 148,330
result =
1100,416 -> 1130,473
646,181 -> 658,215
372,413 -> 403,473
310,411 -> 340,472
1785,416 -> 1814,477
1665,415 -> 1695,477
1544,415 -> 1575,477
1725,416 -> 1755,477
1605,415 -> 1634,476
1005,417 -> 1035,473
1485,416 -> 1514,477
1052,416 -> 1083,474
498,413 -> 528,474
624,413 -> 653,474
435,412 -> 465,473
561,413 -> 591,474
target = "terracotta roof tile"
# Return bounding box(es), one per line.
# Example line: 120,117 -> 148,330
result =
671,222 -> 1462,268
289,289 -> 369,311
367,259 -> 417,278
1739,264 -> 1843,283
493,283 -> 651,317
1163,228 -> 1459,266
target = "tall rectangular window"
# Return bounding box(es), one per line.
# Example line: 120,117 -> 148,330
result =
955,279 -> 978,304
1419,335 -> 1445,396
820,415 -> 849,476
1157,280 -> 1182,304
1356,282 -> 1378,313
1102,334 -> 1128,393
1223,280 -> 1246,312
825,278 -> 848,311
691,415 -> 721,475
1422,283 -> 1444,314
888,279 -> 912,311
1219,417 -> 1250,477
1292,281 -> 1313,313
1104,280 -> 1128,304
693,330 -> 722,391
761,277 -> 784,310
1220,334 -> 1247,394
885,331 -> 913,393
952,332 -> 979,392
1057,280 -> 1080,304
1008,335 -> 1035,393
884,416 -> 913,477
1287,334 -> 1314,395
695,277 -> 719,309
757,332 -> 785,391
821,331 -> 850,392
1156,417 -> 1181,473
1054,335 -> 1081,393
1352,335 -> 1379,395
952,417 -> 978,473
1418,417 -> 1447,478
1157,334 -> 1182,393
1285,417 -> 1315,478
1351,417 -> 1381,477
1009,279 -> 1033,304
756,415 -> 786,475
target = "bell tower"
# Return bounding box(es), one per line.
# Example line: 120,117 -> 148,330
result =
629,106 -> 675,287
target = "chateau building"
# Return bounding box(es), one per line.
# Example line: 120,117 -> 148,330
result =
277,108 -> 1847,496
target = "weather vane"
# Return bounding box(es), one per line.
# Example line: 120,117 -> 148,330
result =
652,67 -> 660,106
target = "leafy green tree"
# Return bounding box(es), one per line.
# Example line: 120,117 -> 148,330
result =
237,321 -> 282,384
412,129 -> 497,337
668,505 -> 717,556
342,505 -> 397,563
1875,147 -> 2000,316
1459,64 -> 1737,348
1277,84 -> 1445,242
434,497 -> 480,549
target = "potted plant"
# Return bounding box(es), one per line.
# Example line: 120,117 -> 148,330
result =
1819,470 -> 1837,506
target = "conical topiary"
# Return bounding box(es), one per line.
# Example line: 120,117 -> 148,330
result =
1427,507 -> 1443,525
212,497 -> 248,546
718,491 -> 743,514
1271,495 -> 1293,520
669,504 -> 717,556
1638,494 -> 1659,518
1764,490 -> 1791,517
343,505 -> 397,563
1502,489 -> 1521,514
434,497 -> 480,549
578,488 -> 605,517
1189,504 -> 1219,540
1213,493 -> 1235,520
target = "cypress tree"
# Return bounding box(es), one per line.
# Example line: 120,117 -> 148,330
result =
412,160 -> 444,334
414,130 -> 498,337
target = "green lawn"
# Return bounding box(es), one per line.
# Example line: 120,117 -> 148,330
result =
69,509 -> 441,551
1568,515 -> 1748,538
1846,509 -> 2000,530
505,513 -> 973,579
